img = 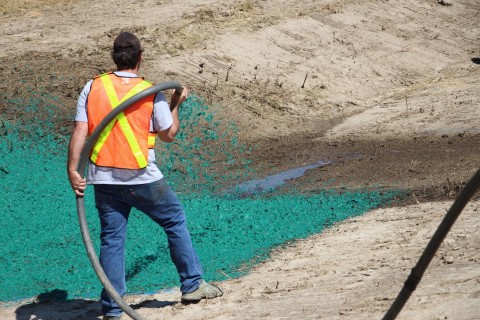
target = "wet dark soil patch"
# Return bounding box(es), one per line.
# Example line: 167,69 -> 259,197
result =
243,133 -> 480,203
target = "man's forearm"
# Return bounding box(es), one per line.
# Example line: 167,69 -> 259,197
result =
67,122 -> 88,174
159,87 -> 187,142
169,107 -> 180,138
67,122 -> 88,196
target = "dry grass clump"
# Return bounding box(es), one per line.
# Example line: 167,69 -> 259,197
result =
0,0 -> 72,15
321,0 -> 346,14
233,0 -> 256,12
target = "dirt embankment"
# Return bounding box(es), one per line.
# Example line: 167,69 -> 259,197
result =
1,0 -> 478,197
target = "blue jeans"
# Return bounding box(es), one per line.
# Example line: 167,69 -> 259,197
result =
94,178 -> 203,316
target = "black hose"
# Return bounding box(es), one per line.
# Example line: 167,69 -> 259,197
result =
76,81 -> 183,320
382,168 -> 480,320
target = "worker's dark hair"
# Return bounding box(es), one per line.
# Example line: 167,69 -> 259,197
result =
111,32 -> 143,70
111,45 -> 142,71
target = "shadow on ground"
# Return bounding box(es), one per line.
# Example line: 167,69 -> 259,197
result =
14,289 -> 177,320
14,289 -> 101,320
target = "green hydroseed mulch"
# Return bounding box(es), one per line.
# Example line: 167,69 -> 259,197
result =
0,94 -> 399,302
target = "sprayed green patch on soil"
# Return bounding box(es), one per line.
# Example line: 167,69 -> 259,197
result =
0,95 -> 399,302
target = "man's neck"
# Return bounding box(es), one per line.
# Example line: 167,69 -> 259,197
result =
116,68 -> 138,75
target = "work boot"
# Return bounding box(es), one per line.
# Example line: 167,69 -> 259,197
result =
181,280 -> 223,302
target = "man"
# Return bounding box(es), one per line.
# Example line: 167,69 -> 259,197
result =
67,32 -> 222,320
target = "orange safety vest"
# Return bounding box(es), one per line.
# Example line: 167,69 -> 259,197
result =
87,72 -> 156,169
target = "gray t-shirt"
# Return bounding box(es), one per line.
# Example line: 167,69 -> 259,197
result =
75,71 -> 173,185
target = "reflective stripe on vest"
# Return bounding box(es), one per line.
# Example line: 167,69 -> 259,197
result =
147,134 -> 156,148
90,74 -> 154,169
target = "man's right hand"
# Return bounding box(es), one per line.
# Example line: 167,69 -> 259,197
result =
176,86 -> 189,104
170,86 -> 188,111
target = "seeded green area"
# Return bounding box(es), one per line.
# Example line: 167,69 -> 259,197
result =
0,94 -> 398,302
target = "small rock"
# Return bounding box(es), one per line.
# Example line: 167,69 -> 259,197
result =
437,0 -> 452,6
443,256 -> 454,264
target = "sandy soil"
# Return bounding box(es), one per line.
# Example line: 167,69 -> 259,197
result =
1,0 -> 479,319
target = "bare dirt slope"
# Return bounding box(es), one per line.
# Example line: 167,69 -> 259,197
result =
1,0 -> 479,319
